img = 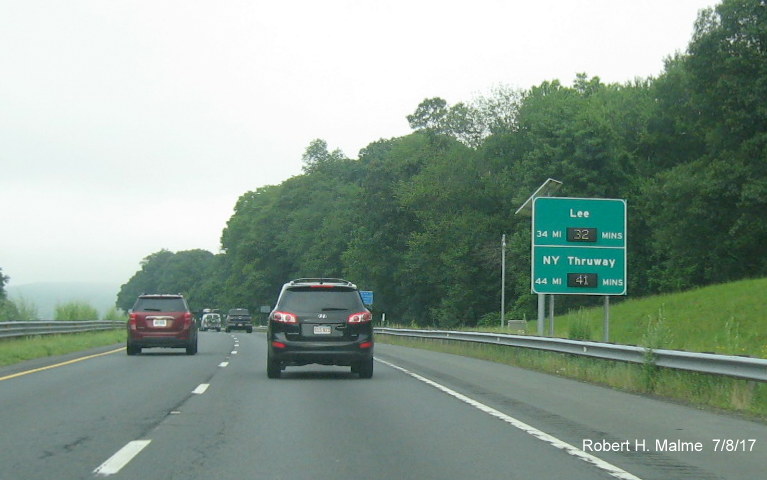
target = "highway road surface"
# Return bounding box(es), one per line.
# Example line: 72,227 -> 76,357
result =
0,331 -> 764,479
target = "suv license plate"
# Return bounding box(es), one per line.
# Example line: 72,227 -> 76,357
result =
153,319 -> 167,327
313,325 -> 332,335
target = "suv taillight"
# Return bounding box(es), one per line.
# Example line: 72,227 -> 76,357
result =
184,312 -> 193,325
273,311 -> 298,324
129,313 -> 137,329
348,311 -> 372,323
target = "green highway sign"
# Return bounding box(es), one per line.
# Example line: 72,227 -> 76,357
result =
532,197 -> 626,295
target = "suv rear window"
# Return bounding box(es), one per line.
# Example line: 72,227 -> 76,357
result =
279,287 -> 363,312
133,297 -> 187,312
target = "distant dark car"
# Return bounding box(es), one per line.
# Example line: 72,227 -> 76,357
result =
267,278 -> 373,378
226,308 -> 253,333
127,294 -> 198,355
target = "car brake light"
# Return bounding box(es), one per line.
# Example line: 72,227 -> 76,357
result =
272,341 -> 287,349
359,341 -> 373,349
272,311 -> 298,324
129,313 -> 137,330
184,312 -> 192,323
348,311 -> 372,323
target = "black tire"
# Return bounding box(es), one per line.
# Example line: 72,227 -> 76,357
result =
246,327 -> 253,333
126,343 -> 141,355
186,340 -> 198,355
267,355 -> 281,379
357,357 -> 374,379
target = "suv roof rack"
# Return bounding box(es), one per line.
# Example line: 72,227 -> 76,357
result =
289,278 -> 355,287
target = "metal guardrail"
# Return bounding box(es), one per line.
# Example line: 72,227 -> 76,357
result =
374,327 -> 767,382
0,321 -> 124,339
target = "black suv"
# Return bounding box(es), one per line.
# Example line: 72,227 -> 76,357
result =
225,308 -> 253,333
267,278 -> 374,378
127,294 -> 198,355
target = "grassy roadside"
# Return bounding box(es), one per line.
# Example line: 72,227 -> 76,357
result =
378,335 -> 767,420
378,278 -> 767,420
0,330 -> 126,368
554,277 -> 767,357
439,278 -> 767,359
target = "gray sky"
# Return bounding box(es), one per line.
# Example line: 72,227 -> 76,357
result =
1,0 -> 715,288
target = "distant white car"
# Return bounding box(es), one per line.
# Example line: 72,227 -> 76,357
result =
200,313 -> 222,332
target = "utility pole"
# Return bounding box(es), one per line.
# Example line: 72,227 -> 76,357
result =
501,234 -> 506,328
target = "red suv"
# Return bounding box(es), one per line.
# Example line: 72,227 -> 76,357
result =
127,294 -> 198,355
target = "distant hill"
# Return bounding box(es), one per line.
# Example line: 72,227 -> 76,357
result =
6,282 -> 120,320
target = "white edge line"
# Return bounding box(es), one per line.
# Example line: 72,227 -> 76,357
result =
192,383 -> 210,394
93,440 -> 151,476
376,358 -> 643,480
219,361 -> 229,367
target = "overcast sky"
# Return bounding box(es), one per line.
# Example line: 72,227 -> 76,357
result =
1,0 -> 715,288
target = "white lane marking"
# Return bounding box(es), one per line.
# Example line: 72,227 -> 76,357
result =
231,350 -> 238,355
376,358 -> 643,480
93,440 -> 151,476
219,361 -> 229,367
192,383 -> 209,394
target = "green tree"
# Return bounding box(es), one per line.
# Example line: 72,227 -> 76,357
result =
301,138 -> 346,173
407,97 -> 449,133
116,249 -> 217,312
639,0 -> 767,290
0,268 -> 19,321
342,134 -> 434,322
0,268 -> 7,302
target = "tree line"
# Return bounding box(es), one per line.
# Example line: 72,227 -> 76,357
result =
115,0 -> 767,326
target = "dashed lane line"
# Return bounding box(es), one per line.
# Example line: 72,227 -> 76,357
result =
93,440 -> 152,476
192,383 -> 210,395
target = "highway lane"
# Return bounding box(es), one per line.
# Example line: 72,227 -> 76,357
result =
93,333 -> 619,480
0,331 -> 764,479
0,332 -> 237,480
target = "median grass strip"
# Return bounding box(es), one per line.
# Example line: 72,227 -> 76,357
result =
0,330 -> 126,368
